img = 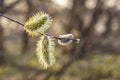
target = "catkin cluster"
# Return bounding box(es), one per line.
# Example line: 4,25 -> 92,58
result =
24,12 -> 80,69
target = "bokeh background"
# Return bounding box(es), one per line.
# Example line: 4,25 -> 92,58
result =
0,0 -> 120,80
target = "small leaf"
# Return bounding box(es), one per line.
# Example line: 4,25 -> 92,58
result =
24,12 -> 52,37
36,35 -> 55,69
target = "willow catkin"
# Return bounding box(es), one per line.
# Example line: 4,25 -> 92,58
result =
24,12 -> 52,37
58,34 -> 74,46
36,35 -> 55,69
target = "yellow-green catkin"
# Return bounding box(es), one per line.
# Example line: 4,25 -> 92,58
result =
36,35 -> 55,69
24,12 -> 52,37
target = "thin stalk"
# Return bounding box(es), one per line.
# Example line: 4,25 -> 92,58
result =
0,13 -> 24,26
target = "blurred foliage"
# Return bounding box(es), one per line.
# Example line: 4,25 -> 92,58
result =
0,53 -> 120,80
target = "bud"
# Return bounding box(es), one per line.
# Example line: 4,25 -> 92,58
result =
58,34 -> 74,46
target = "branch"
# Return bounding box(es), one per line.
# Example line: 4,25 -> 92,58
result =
0,14 -> 80,42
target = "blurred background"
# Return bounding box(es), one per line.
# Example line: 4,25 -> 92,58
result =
0,0 -> 120,80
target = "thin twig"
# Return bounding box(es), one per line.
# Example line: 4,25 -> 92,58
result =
0,13 -> 24,26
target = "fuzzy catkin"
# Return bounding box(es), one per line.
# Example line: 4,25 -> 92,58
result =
24,12 -> 52,37
36,35 -> 55,69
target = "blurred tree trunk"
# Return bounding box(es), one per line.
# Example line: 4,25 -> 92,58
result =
22,0 -> 33,53
22,31 -> 28,53
70,0 -> 103,58
0,0 -> 20,65
0,24 -> 5,65
22,0 -> 33,79
68,0 -> 87,60
0,0 -> 5,65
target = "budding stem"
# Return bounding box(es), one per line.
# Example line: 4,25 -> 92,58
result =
0,13 -> 80,42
